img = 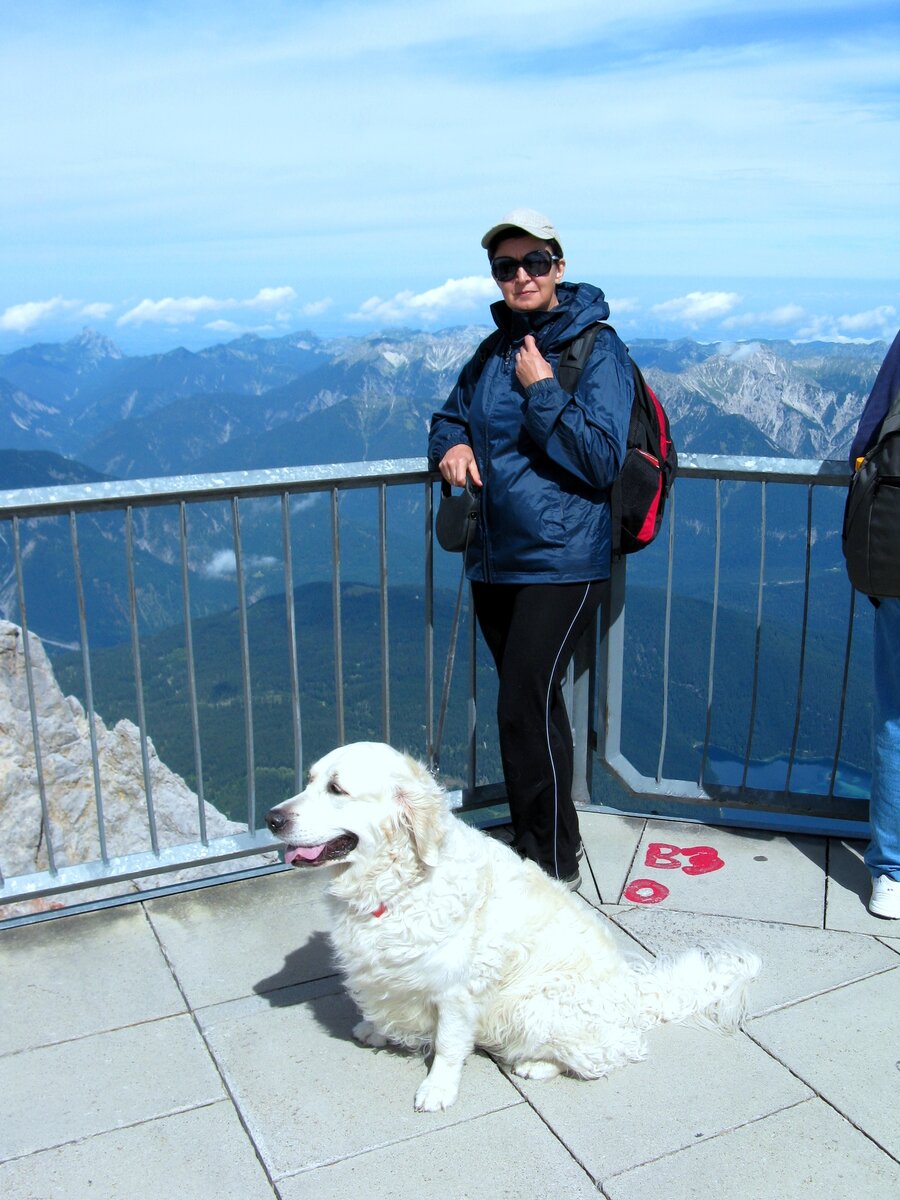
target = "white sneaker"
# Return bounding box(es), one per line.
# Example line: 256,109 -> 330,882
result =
869,875 -> 900,919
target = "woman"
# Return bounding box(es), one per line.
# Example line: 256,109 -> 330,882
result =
428,208 -> 634,888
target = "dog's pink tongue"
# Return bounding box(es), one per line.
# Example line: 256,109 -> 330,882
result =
285,845 -> 325,865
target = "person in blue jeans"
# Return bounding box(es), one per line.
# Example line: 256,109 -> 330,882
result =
849,328 -> 900,919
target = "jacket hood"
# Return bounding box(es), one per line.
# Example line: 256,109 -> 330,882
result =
490,281 -> 610,351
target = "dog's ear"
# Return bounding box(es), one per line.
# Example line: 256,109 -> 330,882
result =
395,756 -> 445,867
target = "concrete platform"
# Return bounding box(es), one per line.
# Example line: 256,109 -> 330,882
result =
1,810 -> 898,1199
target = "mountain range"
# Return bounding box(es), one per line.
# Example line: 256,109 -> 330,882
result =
0,326 -> 877,841
0,327 -> 886,482
0,326 -> 883,652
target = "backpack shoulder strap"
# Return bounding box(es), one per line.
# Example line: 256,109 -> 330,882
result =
557,323 -> 606,395
469,329 -> 503,384
557,321 -> 632,394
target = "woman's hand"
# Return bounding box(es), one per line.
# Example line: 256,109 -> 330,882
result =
438,444 -> 482,487
515,334 -> 554,388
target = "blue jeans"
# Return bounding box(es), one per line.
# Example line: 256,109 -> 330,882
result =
865,596 -> 900,881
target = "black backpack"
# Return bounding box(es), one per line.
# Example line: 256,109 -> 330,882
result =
842,387 -> 900,597
472,322 -> 677,556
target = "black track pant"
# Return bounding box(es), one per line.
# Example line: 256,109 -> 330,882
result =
471,580 -> 605,880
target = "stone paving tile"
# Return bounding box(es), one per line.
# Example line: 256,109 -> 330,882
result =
195,974 -> 346,1034
277,1105 -> 599,1200
0,905 -> 185,1055
0,1015 -> 224,1161
611,907 -> 899,1016
202,989 -> 523,1180
748,967 -> 900,1160
622,820 -> 827,925
578,811 -> 645,905
604,1097 -> 900,1199
6,824 -> 899,1199
572,856 -> 602,905
506,1023 -> 810,1184
145,869 -> 337,1009
826,838 -> 900,939
0,1102 -> 277,1200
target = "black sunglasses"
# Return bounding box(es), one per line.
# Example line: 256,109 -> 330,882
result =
490,250 -> 560,283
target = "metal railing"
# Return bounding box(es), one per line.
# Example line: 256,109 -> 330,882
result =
0,453 -> 868,914
590,454 -> 868,833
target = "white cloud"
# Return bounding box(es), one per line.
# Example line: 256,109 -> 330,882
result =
796,306 -> 898,343
834,306 -> 897,335
722,303 -> 806,330
651,291 -> 743,325
118,295 -> 221,326
118,286 -> 298,327
302,297 -> 334,317
80,301 -> 115,320
200,549 -> 279,579
0,296 -> 105,333
351,276 -> 495,324
245,286 -> 296,309
725,341 -> 764,362
607,297 -> 640,315
204,320 -> 243,333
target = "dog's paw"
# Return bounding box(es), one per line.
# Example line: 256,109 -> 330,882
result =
353,1020 -> 388,1048
414,1075 -> 459,1112
511,1059 -> 561,1081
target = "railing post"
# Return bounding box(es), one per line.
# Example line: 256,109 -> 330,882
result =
597,556 -> 627,769
0,455 -> 869,916
570,603 -> 601,805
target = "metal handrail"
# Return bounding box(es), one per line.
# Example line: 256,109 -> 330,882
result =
594,454 -> 865,832
0,453 -> 867,914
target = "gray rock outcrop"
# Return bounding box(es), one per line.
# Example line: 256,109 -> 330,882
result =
0,619 -> 262,916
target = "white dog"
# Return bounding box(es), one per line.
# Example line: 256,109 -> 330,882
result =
265,742 -> 760,1112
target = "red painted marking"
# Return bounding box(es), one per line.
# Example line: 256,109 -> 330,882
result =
679,845 -> 725,876
645,842 -> 684,869
623,878 -> 670,904
644,843 -> 725,877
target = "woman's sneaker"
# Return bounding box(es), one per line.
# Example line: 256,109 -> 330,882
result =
869,875 -> 900,919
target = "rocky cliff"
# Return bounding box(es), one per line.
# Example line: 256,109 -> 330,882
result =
0,619 -> 264,917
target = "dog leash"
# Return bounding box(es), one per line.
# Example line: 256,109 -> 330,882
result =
432,523 -> 472,771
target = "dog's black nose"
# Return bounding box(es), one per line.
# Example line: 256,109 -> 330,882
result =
265,809 -> 288,834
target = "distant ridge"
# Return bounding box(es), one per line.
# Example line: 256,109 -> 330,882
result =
0,327 -> 886,481
0,449 -> 112,491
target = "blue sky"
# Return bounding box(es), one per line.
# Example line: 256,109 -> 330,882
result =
1,0 -> 897,354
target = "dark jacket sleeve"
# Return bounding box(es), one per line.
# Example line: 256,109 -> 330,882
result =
427,357 -> 478,470
850,329 -> 900,464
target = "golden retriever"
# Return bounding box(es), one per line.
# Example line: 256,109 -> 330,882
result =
265,742 -> 759,1112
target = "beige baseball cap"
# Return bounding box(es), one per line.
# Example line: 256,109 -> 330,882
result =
481,208 -> 563,255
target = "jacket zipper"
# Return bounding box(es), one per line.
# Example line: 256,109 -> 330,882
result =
480,346 -> 516,584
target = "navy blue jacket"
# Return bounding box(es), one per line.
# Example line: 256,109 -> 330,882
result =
428,281 -> 633,583
850,329 -> 900,463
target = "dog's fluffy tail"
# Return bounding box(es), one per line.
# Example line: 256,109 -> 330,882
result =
629,944 -> 761,1033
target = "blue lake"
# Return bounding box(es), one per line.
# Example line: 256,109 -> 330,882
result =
704,748 -> 870,799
